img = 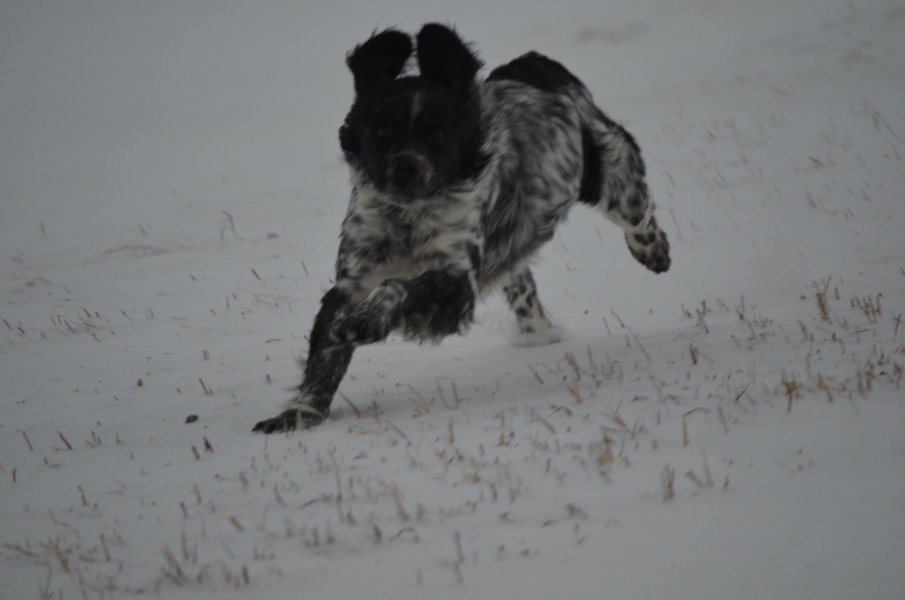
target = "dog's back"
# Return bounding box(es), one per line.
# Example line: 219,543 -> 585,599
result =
476,51 -> 653,284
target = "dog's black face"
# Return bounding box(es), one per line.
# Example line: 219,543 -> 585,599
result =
347,79 -> 468,198
339,26 -> 487,200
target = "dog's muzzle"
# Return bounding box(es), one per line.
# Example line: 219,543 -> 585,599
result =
388,152 -> 431,196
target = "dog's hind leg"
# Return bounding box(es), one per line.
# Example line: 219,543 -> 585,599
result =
579,111 -> 671,273
502,266 -> 561,346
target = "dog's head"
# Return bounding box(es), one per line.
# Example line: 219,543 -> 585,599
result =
339,24 -> 487,200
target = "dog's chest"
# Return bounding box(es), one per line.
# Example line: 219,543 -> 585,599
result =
346,193 -> 481,293
384,201 -> 477,261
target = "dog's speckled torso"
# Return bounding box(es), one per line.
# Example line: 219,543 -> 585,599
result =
254,25 -> 670,433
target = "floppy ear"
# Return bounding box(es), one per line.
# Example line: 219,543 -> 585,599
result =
346,29 -> 413,94
416,24 -> 482,91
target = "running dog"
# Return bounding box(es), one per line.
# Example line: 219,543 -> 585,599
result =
253,24 -> 670,433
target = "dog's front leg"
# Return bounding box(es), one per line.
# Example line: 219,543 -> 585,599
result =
253,287 -> 354,433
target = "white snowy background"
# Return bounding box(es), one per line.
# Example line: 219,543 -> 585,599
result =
2,1 -> 904,598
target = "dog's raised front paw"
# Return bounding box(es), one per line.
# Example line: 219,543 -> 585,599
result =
330,310 -> 391,344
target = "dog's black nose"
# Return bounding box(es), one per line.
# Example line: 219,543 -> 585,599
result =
389,154 -> 422,191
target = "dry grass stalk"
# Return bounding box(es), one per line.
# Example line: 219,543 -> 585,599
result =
382,417 -> 408,439
564,352 -> 582,380
37,566 -> 52,599
436,383 -> 448,407
56,430 -> 72,450
451,531 -> 465,583
452,560 -> 464,584
497,411 -> 510,447
701,452 -> 714,487
391,482 -> 409,522
180,531 -> 197,565
228,516 -> 244,532
782,373 -> 800,413
602,316 -> 612,335
587,346 -> 599,379
219,210 -> 240,240
689,343 -> 699,366
339,392 -> 362,419
685,470 -> 705,489
686,453 -> 715,491
407,384 -> 431,416
813,277 -> 832,323
682,416 -> 689,447
717,404 -> 729,434
611,309 -> 653,364
333,471 -> 348,525
22,431 -> 34,452
162,546 -> 187,584
816,374 -> 834,402
198,378 -> 213,396
100,533 -> 111,561
660,464 -> 675,502
451,381 -> 461,409
530,408 -> 556,435
857,361 -> 875,396
566,383 -> 584,405
846,391 -> 862,416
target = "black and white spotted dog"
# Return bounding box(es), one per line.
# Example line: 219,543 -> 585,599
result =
253,24 -> 670,433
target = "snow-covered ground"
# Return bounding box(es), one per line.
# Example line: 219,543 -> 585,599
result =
2,1 -> 904,598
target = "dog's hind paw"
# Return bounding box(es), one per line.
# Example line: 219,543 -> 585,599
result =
626,227 -> 671,274
510,322 -> 564,347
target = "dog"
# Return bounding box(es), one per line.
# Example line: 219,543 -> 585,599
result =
253,24 -> 670,433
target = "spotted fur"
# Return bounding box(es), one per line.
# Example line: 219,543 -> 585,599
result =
253,24 -> 670,433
